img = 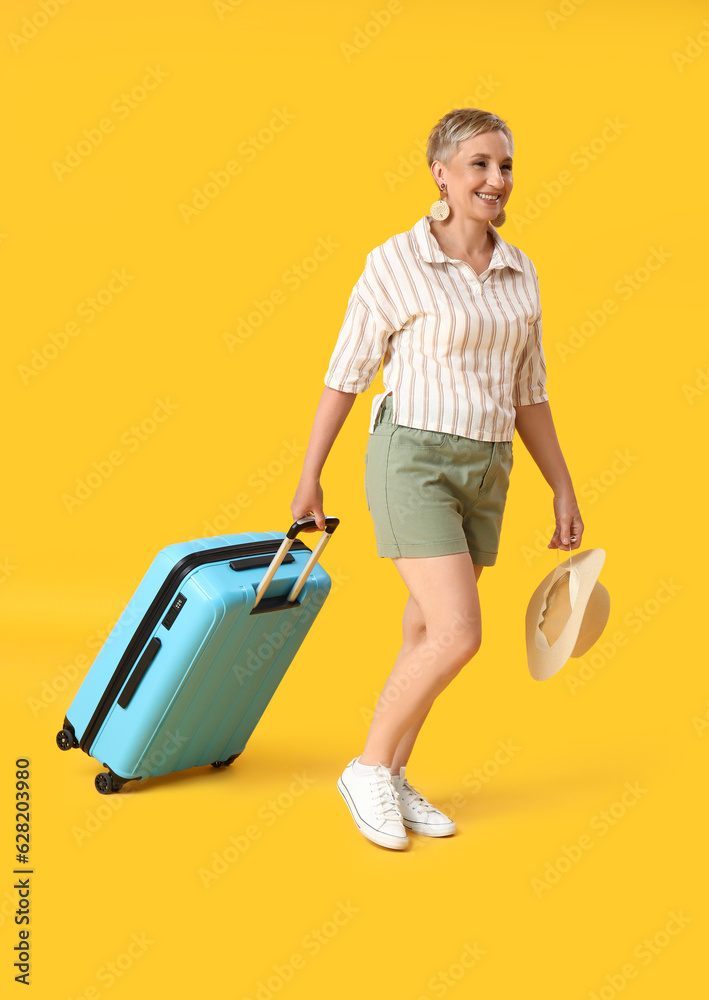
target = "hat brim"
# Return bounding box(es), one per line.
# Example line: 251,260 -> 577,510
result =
525,549 -> 609,681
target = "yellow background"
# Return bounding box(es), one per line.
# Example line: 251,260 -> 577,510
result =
2,0 -> 707,996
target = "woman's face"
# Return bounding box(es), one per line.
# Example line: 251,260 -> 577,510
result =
433,131 -> 513,222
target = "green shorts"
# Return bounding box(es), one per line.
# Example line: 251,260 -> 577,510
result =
364,395 -> 514,565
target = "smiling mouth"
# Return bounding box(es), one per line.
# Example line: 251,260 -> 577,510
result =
476,192 -> 500,202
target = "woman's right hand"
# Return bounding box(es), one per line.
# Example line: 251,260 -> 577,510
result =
290,477 -> 326,532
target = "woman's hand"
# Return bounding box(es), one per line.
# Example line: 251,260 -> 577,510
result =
290,476 -> 326,532
549,489 -> 584,551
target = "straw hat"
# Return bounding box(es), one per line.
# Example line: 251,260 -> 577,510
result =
525,548 -> 610,681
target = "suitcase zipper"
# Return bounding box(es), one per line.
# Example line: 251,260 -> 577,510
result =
78,538 -> 310,753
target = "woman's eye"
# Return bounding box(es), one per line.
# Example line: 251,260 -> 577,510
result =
474,161 -> 512,170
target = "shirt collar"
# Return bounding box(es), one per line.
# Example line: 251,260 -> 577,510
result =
412,214 -> 524,273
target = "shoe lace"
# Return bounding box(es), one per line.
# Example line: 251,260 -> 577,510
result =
370,766 -> 403,822
399,778 -> 441,816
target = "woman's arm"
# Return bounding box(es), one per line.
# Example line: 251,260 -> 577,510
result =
513,399 -> 584,551
290,386 -> 358,531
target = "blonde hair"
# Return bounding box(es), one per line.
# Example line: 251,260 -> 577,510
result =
427,107 -> 513,168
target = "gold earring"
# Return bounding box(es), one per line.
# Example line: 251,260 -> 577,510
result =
491,207 -> 507,227
430,184 -> 450,221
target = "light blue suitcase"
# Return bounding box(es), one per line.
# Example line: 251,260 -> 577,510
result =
56,517 -> 339,794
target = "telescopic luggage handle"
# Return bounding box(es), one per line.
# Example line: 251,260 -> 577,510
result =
252,516 -> 340,609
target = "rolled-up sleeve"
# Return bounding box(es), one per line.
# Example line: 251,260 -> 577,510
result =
324,252 -> 398,394
512,264 -> 549,406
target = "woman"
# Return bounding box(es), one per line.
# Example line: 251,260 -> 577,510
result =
290,107 -> 584,851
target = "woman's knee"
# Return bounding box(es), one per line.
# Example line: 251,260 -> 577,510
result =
402,595 -> 427,648
423,623 -> 481,678
394,553 -> 482,665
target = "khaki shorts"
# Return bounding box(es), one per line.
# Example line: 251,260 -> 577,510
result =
364,395 -> 514,565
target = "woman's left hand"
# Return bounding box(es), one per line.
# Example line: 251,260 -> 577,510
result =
549,489 -> 584,551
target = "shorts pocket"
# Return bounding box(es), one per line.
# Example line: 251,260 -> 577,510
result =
391,424 -> 447,448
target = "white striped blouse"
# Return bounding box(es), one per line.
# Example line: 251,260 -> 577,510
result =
323,213 -> 548,442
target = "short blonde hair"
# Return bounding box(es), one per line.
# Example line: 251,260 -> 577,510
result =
426,107 -> 513,169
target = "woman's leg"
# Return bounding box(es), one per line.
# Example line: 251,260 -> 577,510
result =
389,563 -> 484,772
359,553 -> 484,767
388,594 -> 431,773
389,562 -> 483,773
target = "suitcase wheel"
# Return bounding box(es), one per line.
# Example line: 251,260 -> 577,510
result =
210,752 -> 242,769
56,728 -> 78,751
95,772 -> 119,795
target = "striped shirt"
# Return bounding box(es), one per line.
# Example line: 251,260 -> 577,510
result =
323,213 -> 548,441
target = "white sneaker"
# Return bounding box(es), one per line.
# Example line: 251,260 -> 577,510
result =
337,758 -> 409,850
391,766 -> 456,837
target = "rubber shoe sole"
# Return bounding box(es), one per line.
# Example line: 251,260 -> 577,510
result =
336,777 -> 409,850
401,816 -> 457,837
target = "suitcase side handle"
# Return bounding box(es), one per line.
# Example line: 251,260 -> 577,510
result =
252,516 -> 340,610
